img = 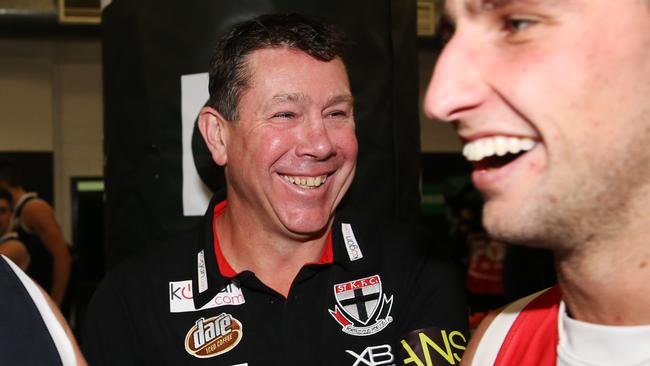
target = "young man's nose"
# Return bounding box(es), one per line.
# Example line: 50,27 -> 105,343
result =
424,33 -> 490,122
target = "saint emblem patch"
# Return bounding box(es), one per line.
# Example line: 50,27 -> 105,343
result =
328,275 -> 393,336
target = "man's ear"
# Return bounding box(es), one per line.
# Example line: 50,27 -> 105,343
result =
198,106 -> 229,166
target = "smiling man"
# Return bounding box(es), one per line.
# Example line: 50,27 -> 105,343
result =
424,0 -> 650,365
83,13 -> 468,365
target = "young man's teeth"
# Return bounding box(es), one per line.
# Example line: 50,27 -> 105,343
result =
282,175 -> 327,188
463,136 -> 536,162
494,136 -> 508,156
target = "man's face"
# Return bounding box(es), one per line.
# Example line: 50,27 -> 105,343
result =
0,199 -> 11,234
425,0 -> 650,248
218,48 -> 357,238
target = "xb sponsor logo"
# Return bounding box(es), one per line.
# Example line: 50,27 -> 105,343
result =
346,344 -> 395,366
329,275 -> 394,336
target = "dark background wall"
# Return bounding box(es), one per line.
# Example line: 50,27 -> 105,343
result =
0,152 -> 53,205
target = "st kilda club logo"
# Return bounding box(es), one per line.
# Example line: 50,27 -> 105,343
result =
185,313 -> 242,358
329,275 -> 394,336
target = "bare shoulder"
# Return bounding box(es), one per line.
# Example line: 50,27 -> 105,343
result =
461,308 -> 502,366
0,238 -> 30,270
19,198 -> 60,233
21,198 -> 54,218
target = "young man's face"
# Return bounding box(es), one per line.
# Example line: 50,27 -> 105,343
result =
216,48 -> 357,238
425,0 -> 650,247
0,199 -> 11,234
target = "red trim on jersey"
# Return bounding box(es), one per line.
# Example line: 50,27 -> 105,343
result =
212,200 -> 334,278
212,200 -> 237,277
494,285 -> 562,366
308,230 -> 333,265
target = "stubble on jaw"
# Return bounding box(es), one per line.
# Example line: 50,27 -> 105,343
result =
483,117 -> 650,258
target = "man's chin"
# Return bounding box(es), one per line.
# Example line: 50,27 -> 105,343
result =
484,215 -> 551,250
483,204 -> 531,244
280,215 -> 332,239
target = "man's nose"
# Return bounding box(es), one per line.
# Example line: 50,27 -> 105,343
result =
423,32 -> 489,122
296,118 -> 336,160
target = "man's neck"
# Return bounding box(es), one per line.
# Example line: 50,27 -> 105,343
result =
556,229 -> 650,325
216,204 -> 330,298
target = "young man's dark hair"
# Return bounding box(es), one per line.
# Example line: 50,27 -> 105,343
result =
207,13 -> 348,121
0,159 -> 22,188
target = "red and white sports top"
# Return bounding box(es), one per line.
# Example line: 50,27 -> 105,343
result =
470,286 -> 561,366
471,285 -> 650,366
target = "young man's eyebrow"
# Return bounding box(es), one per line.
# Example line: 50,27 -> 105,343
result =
464,0 -> 550,16
465,0 -> 512,15
443,0 -> 506,22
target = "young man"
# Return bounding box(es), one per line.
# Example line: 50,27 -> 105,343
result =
0,159 -> 72,306
83,13 -> 468,365
424,1 -> 650,365
0,187 -> 29,270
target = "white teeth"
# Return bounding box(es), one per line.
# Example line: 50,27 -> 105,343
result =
507,137 -> 520,154
495,136 -> 508,156
281,174 -> 327,188
463,136 -> 537,162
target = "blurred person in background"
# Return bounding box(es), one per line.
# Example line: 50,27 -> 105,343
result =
0,159 -> 71,306
0,187 -> 29,270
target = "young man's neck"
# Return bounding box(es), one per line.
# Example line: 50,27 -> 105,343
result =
556,224 -> 650,325
216,204 -> 331,298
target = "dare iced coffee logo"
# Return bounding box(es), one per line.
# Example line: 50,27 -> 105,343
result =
185,313 -> 243,358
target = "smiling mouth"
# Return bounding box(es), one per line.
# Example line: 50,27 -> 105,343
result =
463,136 -> 537,169
281,174 -> 328,189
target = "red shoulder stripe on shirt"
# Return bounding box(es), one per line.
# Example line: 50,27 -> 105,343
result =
494,285 -> 562,366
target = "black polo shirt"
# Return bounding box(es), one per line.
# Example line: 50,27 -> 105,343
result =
83,194 -> 468,365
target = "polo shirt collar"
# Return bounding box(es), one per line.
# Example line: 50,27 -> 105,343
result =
330,214 -> 372,272
192,190 -> 232,309
192,191 -> 370,309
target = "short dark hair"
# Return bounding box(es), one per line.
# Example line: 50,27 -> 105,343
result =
0,187 -> 12,208
207,13 -> 349,121
0,159 -> 22,188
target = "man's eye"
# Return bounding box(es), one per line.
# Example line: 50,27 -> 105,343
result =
327,110 -> 347,118
503,16 -> 537,34
273,112 -> 295,119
